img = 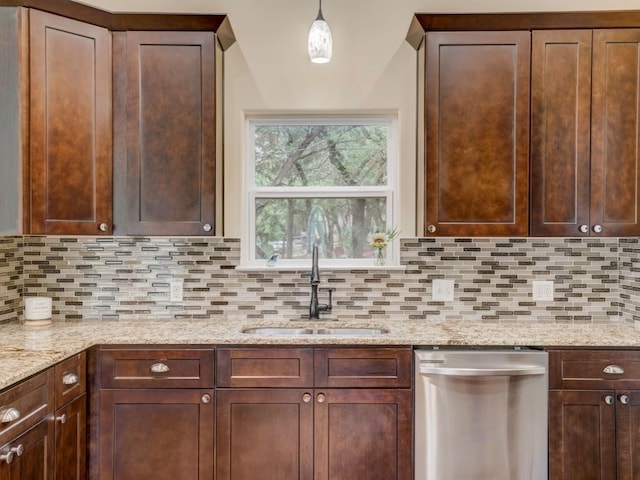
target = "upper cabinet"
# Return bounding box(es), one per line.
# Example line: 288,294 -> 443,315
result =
30,10 -> 113,235
420,30 -> 530,236
0,1 -> 234,236
531,29 -> 640,237
112,30 -> 220,236
408,12 -> 640,237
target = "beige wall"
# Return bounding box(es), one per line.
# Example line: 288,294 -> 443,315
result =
79,0 -> 640,236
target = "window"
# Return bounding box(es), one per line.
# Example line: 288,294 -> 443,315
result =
245,115 -> 397,267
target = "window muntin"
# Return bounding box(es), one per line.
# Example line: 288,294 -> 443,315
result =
247,116 -> 396,267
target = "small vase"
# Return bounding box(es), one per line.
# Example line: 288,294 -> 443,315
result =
374,248 -> 386,266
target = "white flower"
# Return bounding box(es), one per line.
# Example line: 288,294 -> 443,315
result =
368,232 -> 388,249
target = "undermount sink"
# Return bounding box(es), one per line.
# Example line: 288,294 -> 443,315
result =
241,326 -> 389,336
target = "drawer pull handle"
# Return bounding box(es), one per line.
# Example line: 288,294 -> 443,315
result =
10,445 -> 24,457
0,451 -> 14,465
620,395 -> 631,405
317,393 -> 326,403
605,395 -> 614,405
150,363 -> 170,374
0,407 -> 20,424
603,365 -> 624,375
302,393 -> 312,403
62,373 -> 80,385
56,414 -> 67,424
201,394 -> 211,404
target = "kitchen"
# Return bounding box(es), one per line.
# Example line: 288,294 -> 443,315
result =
2,0 -> 640,478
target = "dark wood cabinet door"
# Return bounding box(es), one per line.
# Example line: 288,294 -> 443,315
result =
216,389 -> 313,480
424,31 -> 530,236
591,29 -> 640,237
314,347 -> 412,388
115,31 -> 217,235
530,30 -> 593,236
549,390 -> 616,480
616,390 -> 640,480
216,347 -> 314,388
0,418 -> 55,480
55,393 -> 86,480
29,9 -> 112,235
98,389 -> 214,480
314,389 -> 412,480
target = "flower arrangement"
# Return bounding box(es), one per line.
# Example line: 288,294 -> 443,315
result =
367,227 -> 399,266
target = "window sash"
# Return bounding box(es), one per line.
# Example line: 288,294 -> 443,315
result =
244,115 -> 397,268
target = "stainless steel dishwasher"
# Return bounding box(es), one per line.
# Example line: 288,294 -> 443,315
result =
414,348 -> 548,480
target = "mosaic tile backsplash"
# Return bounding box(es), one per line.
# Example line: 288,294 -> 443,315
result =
0,236 -> 22,324
0,235 -> 638,325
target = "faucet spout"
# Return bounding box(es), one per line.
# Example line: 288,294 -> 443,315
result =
311,243 -> 320,284
309,243 -> 332,319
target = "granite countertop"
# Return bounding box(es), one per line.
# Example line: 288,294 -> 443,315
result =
1,318 -> 639,390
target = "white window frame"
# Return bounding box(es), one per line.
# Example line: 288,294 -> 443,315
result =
243,113 -> 399,269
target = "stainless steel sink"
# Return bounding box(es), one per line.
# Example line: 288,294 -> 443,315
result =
315,327 -> 389,336
241,327 -> 315,335
241,326 -> 389,336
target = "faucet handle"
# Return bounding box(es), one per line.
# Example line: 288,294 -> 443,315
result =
319,288 -> 335,313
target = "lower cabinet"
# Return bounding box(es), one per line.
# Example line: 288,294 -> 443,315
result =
98,389 -> 214,480
548,349 -> 640,479
216,346 -> 413,480
93,347 -> 215,480
91,345 -> 412,480
216,388 -> 411,480
216,389 -> 313,479
55,394 -> 86,480
314,389 -> 412,480
0,419 -> 55,480
54,352 -> 87,480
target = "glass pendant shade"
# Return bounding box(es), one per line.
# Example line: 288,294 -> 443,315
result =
308,7 -> 332,63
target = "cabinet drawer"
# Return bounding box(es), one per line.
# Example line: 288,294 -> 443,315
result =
54,351 -> 86,407
0,369 -> 54,446
100,348 -> 214,388
216,348 -> 314,388
549,349 -> 640,389
315,347 -> 412,388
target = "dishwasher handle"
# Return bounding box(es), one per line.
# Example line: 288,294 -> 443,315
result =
418,365 -> 546,377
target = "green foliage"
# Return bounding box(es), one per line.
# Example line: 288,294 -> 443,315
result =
254,125 -> 387,187
253,123 -> 390,260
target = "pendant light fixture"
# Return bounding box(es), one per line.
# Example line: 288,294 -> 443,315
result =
308,0 -> 332,63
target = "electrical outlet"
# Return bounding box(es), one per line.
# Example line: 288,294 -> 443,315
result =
169,280 -> 183,302
532,280 -> 554,301
432,279 -> 455,302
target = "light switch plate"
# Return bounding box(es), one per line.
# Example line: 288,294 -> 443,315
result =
169,280 -> 184,302
532,280 -> 554,301
432,279 -> 455,302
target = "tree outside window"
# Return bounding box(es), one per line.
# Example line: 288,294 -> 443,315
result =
247,116 -> 396,267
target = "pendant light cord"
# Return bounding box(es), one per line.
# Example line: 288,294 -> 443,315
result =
316,0 -> 324,21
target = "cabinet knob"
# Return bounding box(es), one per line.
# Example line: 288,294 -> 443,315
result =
201,394 -> 212,404
593,224 -> 603,233
603,364 -> 624,375
579,224 -> 589,233
317,393 -> 326,403
0,451 -> 14,465
56,414 -> 67,424
149,363 -> 170,374
302,393 -> 312,403
0,407 -> 20,424
98,223 -> 109,232
9,445 -> 24,457
62,373 -> 80,385
427,225 -> 437,234
620,394 -> 631,405
203,223 -> 212,232
604,395 -> 614,405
